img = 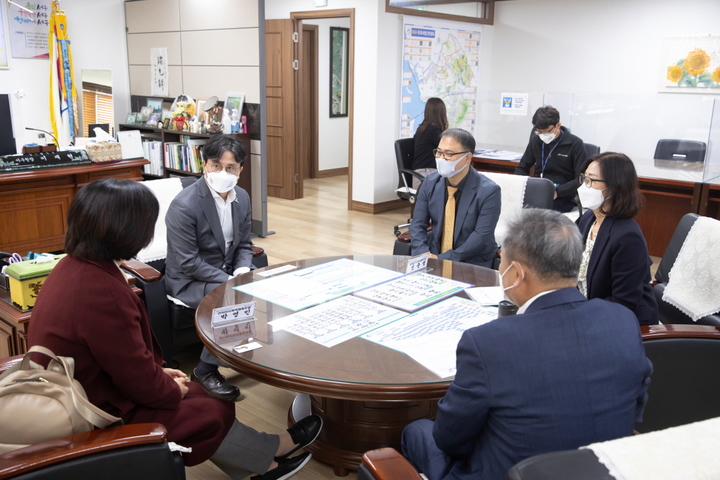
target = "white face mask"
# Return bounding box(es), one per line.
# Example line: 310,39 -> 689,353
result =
435,154 -> 468,178
577,183 -> 605,210
206,170 -> 239,194
500,262 -> 525,304
538,132 -> 556,144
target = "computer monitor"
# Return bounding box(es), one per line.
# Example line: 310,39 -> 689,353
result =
0,94 -> 17,156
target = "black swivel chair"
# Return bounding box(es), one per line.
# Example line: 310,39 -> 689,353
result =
394,138 -> 425,206
0,356 -> 185,480
654,139 -> 706,164
652,213 -> 720,327
584,143 -> 600,158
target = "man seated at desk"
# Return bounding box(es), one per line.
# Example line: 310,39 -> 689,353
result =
402,208 -> 652,480
165,134 -> 253,402
515,106 -> 587,212
410,128 -> 501,268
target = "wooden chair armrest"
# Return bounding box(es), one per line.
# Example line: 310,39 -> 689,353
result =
121,259 -> 162,282
641,324 -> 720,340
361,448 -> 424,480
0,355 -> 23,374
251,245 -> 265,257
0,423 -> 167,480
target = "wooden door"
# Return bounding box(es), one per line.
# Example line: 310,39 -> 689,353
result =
265,19 -> 301,199
300,24 -> 318,180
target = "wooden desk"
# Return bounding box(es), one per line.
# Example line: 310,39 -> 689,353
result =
0,158 -> 148,256
197,255 -> 498,475
0,289 -> 31,358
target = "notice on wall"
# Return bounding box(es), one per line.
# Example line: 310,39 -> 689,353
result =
500,92 -> 529,116
151,47 -> 168,96
8,0 -> 50,59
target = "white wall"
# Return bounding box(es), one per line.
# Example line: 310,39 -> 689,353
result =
303,18 -> 350,172
0,0 -> 130,145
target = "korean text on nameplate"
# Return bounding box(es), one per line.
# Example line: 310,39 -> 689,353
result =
211,302 -> 256,326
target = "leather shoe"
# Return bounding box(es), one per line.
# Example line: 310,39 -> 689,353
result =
191,368 -> 240,402
274,414 -> 322,462
251,452 -> 311,480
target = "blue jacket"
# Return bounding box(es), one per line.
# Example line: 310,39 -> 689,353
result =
577,211 -> 659,325
410,169 -> 501,268
432,288 -> 652,480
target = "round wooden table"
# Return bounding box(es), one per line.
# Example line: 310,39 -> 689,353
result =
196,255 -> 498,475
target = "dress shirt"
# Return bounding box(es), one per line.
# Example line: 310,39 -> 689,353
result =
517,289 -> 557,314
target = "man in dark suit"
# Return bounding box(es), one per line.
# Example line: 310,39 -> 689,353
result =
410,128 -> 501,268
402,208 -> 652,480
165,134 -> 254,402
514,106 -> 587,212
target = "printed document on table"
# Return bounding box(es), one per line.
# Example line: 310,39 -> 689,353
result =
354,272 -> 473,312
466,286 -> 504,305
234,258 -> 403,311
270,296 -> 407,347
362,297 -> 498,377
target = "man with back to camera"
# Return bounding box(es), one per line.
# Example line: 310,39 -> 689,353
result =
515,106 -> 587,212
410,128 -> 501,268
164,134 -> 253,402
401,209 -> 652,480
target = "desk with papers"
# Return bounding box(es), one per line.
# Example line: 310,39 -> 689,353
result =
196,255 -> 499,475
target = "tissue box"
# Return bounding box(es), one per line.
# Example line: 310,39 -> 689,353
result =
86,141 -> 122,162
5,255 -> 66,310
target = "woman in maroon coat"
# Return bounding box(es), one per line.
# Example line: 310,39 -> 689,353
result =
28,179 -> 319,480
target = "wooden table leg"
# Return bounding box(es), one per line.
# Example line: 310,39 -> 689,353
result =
288,394 -> 437,475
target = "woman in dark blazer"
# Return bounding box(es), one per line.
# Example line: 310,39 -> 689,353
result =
576,152 -> 659,325
28,179 -> 319,479
412,97 -> 449,189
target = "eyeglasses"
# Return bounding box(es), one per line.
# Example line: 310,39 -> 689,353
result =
578,174 -> 605,188
205,162 -> 241,175
433,149 -> 471,160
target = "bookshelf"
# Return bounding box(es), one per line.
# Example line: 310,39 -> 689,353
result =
117,124 -> 252,199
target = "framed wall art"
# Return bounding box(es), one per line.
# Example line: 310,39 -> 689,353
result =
330,27 -> 349,117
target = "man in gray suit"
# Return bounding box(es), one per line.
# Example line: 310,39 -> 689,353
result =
165,134 -> 254,401
410,128 -> 501,268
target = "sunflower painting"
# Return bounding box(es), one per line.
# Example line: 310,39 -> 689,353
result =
661,36 -> 720,92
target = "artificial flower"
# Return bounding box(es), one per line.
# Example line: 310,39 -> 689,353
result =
683,48 -> 711,76
667,65 -> 683,83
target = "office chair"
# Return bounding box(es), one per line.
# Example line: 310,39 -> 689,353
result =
392,174 -> 554,261
637,324 -> 720,433
654,139 -> 706,164
0,356 -> 185,480
652,213 -> 720,327
584,143 -> 600,159
121,177 -> 268,364
394,138 -> 425,206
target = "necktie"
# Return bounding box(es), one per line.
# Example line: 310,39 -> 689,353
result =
441,186 -> 458,253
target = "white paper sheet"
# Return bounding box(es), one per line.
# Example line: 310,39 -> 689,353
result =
270,296 -> 407,347
465,286 -> 504,306
234,258 -> 403,311
117,130 -> 144,159
354,272 -> 472,312
362,297 -> 498,377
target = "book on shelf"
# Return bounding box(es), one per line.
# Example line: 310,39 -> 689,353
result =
142,140 -> 164,176
162,137 -> 206,174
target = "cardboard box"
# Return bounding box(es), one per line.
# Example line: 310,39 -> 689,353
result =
5,255 -> 66,310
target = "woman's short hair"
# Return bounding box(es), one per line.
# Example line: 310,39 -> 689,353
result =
581,152 -> 644,219
441,128 -> 476,154
416,97 -> 449,136
65,179 -> 159,262
203,134 -> 247,166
